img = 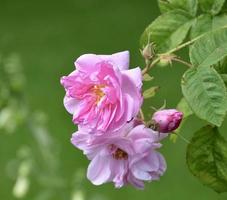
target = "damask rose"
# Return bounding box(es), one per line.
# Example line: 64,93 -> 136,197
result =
152,109 -> 183,133
71,122 -> 167,189
61,51 -> 143,133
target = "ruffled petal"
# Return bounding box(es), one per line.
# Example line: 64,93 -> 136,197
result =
121,73 -> 143,120
63,96 -> 79,114
110,159 -> 128,188
131,167 -> 151,181
127,172 -> 144,189
75,54 -> 102,73
130,151 -> 162,181
157,152 -> 167,174
121,67 -> 142,89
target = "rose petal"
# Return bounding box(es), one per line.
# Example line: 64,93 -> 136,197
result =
87,154 -> 112,185
122,67 -> 142,89
99,51 -> 130,71
63,96 -> 79,114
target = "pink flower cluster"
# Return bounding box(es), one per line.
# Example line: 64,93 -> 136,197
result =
61,51 -> 183,189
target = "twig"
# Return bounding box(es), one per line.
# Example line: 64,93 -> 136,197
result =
172,57 -> 193,68
142,34 -> 203,75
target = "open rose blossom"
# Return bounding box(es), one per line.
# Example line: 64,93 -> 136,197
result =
152,109 -> 183,133
61,51 -> 143,133
71,122 -> 167,189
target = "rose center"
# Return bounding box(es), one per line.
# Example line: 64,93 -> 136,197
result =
92,85 -> 105,103
109,145 -> 128,160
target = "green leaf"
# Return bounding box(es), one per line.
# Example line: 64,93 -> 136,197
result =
187,125 -> 227,193
143,73 -> 154,81
190,15 -> 227,71
190,14 -> 227,38
221,74 -> 227,85
213,14 -> 227,29
222,1 -> 227,12
214,56 -> 227,73
175,97 -> 193,132
140,10 -> 194,53
190,14 -> 212,38
158,0 -> 198,16
221,73 -> 227,79
198,0 -> 225,15
221,73 -> 227,81
143,86 -> 159,99
190,28 -> 227,68
181,66 -> 227,126
177,97 -> 193,118
169,134 -> 178,143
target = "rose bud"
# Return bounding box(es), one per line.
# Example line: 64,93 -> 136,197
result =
151,109 -> 183,133
140,43 -> 155,60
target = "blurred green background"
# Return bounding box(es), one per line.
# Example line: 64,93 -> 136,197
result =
1,0 -> 227,199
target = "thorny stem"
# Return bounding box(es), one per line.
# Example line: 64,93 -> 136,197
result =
141,35 -> 204,121
142,58 -> 159,75
142,34 -> 203,75
167,35 -> 203,54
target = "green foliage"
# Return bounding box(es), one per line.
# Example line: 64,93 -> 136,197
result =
190,14 -> 212,38
190,14 -> 227,38
177,97 -> 193,118
158,0 -> 198,16
190,28 -> 227,68
213,14 -> 227,28
170,97 -> 193,142
214,56 -> 227,73
0,54 -> 27,134
140,9 -> 194,53
174,97 -> 193,134
198,0 -> 225,15
141,0 -> 227,193
182,66 -> 227,126
221,74 -> 227,84
143,86 -> 159,99
143,73 -> 154,81
187,126 -> 227,193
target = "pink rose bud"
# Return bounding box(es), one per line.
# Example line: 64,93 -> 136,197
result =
152,109 -> 183,133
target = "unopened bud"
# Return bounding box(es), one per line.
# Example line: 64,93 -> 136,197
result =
151,109 -> 183,133
141,43 -> 155,60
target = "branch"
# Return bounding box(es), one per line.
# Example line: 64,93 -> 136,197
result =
142,34 -> 203,75
172,57 -> 193,68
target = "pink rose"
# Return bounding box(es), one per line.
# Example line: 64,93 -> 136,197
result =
152,109 -> 183,133
71,122 -> 167,189
60,51 -> 143,133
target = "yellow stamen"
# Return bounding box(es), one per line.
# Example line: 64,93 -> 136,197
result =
113,148 -> 128,160
92,84 -> 105,103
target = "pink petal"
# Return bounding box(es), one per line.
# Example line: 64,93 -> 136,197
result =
87,154 -> 111,185
133,138 -> 153,153
121,67 -> 142,89
157,152 -> 167,174
110,159 -> 128,188
127,172 -> 144,189
99,51 -> 130,71
74,54 -> 102,73
63,96 -> 79,114
131,168 -> 151,181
